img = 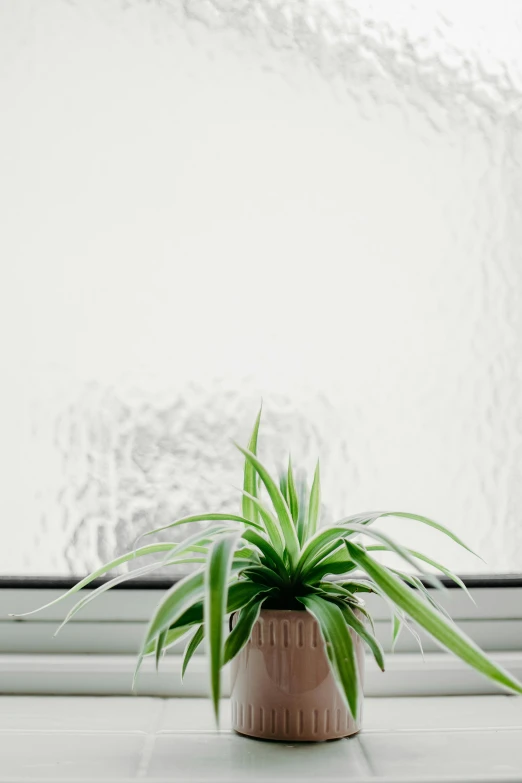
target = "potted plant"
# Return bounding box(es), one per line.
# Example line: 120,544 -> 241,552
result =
15,408 -> 522,741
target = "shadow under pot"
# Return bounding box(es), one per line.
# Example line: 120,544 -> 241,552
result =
230,608 -> 364,742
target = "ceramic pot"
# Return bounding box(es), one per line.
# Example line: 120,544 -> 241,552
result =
230,608 -> 364,742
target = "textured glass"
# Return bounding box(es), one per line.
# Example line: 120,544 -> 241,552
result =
1,0 -> 522,576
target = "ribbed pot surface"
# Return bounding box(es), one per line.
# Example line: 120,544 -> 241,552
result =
230,608 -> 364,742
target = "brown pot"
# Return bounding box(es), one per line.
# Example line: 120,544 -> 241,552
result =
230,608 -> 364,742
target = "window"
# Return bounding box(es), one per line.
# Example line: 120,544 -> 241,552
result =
1,0 -> 521,694
2,0 -> 522,579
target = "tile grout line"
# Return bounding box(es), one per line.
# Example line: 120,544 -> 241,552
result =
361,726 -> 522,734
136,698 -> 168,778
0,729 -> 149,735
355,734 -> 378,778
349,735 -> 376,778
157,729 -> 230,735
154,725 -> 522,735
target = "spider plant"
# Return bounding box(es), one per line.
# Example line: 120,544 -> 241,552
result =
14,407 -> 522,723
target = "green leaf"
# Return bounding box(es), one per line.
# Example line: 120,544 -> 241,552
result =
241,529 -> 289,580
407,549 -> 474,603
307,461 -> 321,539
142,524 -> 231,576
205,533 -> 240,722
142,558 -> 243,654
223,594 -> 269,664
279,470 -> 289,506
390,569 -> 452,622
343,524 -> 431,575
10,543 -> 179,618
139,512 -> 264,542
338,579 -> 376,594
234,547 -> 259,562
336,602 -> 385,672
398,612 -> 424,655
182,625 -> 205,680
384,512 -> 480,559
345,542 -> 522,694
347,601 -> 376,635
366,545 -> 472,599
238,490 -> 284,553
313,582 -> 363,603
242,406 -> 262,525
241,566 -> 287,588
234,444 -> 300,567
143,623 -> 195,657
136,569 -> 207,686
53,554 -> 207,636
296,470 -> 309,546
341,523 -> 445,591
306,561 -> 357,584
298,521 -> 414,581
296,526 -> 353,579
172,580 -> 273,630
155,629 -> 168,670
306,540 -> 347,571
225,580 -> 274,614
298,522 -> 426,585
336,511 -> 479,559
298,594 -> 361,720
391,614 -> 402,652
287,456 -> 299,524
306,546 -> 357,582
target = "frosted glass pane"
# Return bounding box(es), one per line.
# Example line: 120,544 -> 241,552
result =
1,0 -> 522,576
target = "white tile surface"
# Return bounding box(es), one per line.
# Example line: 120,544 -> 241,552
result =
160,699 -> 231,732
0,696 -> 522,782
0,696 -> 161,732
0,732 -> 145,779
146,732 -> 367,780
363,696 -> 522,732
359,729 -> 522,778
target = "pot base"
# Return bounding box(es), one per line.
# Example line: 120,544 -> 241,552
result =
231,699 -> 361,743
233,726 -> 360,743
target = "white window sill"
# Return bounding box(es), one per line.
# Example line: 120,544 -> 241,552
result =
0,695 -> 521,782
2,652 -> 522,699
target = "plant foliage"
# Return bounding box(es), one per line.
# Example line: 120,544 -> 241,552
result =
14,408 -> 522,722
